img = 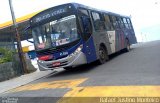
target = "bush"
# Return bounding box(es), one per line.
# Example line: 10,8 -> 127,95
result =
0,48 -> 15,64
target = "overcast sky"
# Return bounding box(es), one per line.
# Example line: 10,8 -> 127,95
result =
0,0 -> 160,43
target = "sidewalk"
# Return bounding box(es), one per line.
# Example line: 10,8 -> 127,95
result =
0,70 -> 55,94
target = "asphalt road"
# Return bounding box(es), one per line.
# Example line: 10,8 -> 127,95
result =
1,40 -> 160,103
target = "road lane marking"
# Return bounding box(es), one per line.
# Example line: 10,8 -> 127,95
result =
58,86 -> 160,103
8,78 -> 87,93
5,77 -> 160,103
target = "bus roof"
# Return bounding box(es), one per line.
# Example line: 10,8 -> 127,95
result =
0,3 -> 130,30
30,2 -> 130,23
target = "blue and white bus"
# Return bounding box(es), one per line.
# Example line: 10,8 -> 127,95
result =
28,3 -> 137,71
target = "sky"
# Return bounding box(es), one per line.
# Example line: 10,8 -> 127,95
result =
0,0 -> 160,45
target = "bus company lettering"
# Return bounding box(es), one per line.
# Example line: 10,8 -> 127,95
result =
51,9 -> 65,17
35,9 -> 66,23
60,52 -> 68,56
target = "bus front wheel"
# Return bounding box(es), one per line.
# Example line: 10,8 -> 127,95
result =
97,45 -> 108,64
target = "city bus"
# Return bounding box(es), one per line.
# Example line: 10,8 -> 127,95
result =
27,3 -> 137,71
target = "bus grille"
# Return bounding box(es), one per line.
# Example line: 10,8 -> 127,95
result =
36,48 -> 66,56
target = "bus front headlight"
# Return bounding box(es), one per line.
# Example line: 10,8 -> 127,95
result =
69,45 -> 83,57
74,44 -> 83,54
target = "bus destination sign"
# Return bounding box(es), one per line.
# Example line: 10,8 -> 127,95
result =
31,8 -> 66,24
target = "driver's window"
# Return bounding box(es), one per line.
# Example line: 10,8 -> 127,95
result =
79,8 -> 92,41
79,8 -> 89,16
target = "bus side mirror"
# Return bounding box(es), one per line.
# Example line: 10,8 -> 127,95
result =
24,26 -> 34,43
81,16 -> 92,34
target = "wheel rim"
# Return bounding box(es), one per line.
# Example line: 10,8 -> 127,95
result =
127,41 -> 130,51
99,47 -> 106,63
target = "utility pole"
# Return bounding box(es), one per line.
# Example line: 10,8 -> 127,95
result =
8,0 -> 28,74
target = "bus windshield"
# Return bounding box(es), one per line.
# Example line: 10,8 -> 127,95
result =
32,15 -> 79,50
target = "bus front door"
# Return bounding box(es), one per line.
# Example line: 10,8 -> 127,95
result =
81,16 -> 97,63
84,37 -> 97,63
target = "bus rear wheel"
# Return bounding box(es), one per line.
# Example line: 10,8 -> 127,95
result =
124,39 -> 130,52
97,45 -> 108,64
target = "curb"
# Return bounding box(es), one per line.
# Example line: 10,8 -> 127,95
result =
0,70 -> 55,94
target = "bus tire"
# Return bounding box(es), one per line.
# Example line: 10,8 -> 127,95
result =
97,45 -> 108,64
124,39 -> 130,52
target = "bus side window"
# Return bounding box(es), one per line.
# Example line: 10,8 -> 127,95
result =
123,18 -> 129,29
117,17 -> 124,29
91,12 -> 105,31
115,17 -> 120,29
104,14 -> 114,31
110,16 -> 119,29
127,18 -> 132,29
121,17 -> 125,28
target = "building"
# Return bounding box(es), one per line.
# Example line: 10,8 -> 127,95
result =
0,12 -> 40,57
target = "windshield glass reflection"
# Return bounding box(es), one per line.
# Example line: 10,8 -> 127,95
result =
32,15 -> 79,50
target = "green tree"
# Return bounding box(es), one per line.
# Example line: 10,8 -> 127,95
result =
0,48 -> 15,64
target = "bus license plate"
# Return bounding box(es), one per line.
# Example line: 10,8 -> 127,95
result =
53,62 -> 61,66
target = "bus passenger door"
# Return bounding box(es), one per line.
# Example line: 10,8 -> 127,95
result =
107,31 -> 116,53
84,37 -> 97,63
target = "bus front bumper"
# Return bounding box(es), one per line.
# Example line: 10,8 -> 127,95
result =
37,51 -> 87,71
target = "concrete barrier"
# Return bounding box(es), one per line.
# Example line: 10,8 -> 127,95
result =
0,62 -> 17,82
0,57 -> 37,82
